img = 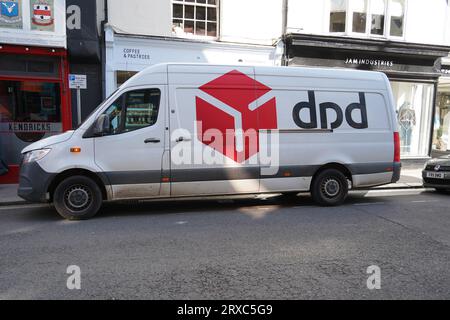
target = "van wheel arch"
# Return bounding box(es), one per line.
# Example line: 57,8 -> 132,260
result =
311,163 -> 353,189
48,169 -> 108,202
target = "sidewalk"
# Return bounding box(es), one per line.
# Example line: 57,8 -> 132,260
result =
0,168 -> 425,206
0,183 -> 27,206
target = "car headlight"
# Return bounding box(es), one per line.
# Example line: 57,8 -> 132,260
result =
23,148 -> 51,164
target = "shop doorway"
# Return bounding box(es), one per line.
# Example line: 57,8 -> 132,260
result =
0,46 -> 71,183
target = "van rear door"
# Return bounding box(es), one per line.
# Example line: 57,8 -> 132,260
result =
168,65 -> 265,196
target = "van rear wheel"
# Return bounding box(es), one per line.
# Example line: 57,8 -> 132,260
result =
53,175 -> 102,220
311,169 -> 348,206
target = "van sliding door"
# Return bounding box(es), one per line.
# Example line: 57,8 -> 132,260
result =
168,65 -> 262,196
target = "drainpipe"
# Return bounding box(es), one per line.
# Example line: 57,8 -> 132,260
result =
282,0 -> 288,35
100,0 -> 108,99
281,0 -> 288,66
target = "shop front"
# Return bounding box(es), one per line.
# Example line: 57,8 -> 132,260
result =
105,27 -> 281,96
0,44 -> 71,183
284,34 -> 450,160
432,59 -> 450,157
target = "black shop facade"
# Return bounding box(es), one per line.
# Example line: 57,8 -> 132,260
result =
284,33 -> 450,160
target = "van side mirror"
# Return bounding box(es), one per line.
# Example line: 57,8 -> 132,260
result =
93,114 -> 110,136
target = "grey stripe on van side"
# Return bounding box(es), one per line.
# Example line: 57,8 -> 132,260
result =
171,166 -> 260,182
348,163 -> 394,175
105,170 -> 162,185
104,163 -> 394,185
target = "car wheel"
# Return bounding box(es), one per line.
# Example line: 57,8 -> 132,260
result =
53,175 -> 102,220
311,168 -> 348,206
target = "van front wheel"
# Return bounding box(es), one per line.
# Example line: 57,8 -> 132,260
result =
311,169 -> 348,206
53,175 -> 102,220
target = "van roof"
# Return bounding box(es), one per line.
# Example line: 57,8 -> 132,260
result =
125,62 -> 387,87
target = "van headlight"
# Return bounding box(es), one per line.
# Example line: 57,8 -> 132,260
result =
23,148 -> 51,164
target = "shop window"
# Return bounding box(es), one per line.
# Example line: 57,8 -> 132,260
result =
391,81 -> 434,157
101,89 -> 161,136
0,54 -> 58,78
432,89 -> 450,155
0,80 -> 62,164
116,71 -> 138,88
172,0 -> 218,38
330,0 -> 347,32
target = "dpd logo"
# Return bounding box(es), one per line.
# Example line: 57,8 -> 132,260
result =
195,70 -> 277,163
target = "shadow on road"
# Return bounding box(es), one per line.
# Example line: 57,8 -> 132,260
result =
97,193 -> 316,219
7,188 -> 447,222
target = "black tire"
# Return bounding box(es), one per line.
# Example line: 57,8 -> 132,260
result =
434,188 -> 449,194
53,175 -> 102,220
311,168 -> 348,206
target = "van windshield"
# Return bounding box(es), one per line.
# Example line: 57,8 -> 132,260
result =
77,88 -> 120,129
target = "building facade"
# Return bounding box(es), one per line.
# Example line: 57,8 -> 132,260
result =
104,0 -> 283,96
0,0 -> 69,183
284,0 -> 450,160
66,0 -> 104,127
434,54 -> 450,156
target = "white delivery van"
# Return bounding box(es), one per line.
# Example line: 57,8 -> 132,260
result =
18,63 -> 401,220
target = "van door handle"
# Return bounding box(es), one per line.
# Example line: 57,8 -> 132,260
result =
176,136 -> 191,143
144,138 -> 160,143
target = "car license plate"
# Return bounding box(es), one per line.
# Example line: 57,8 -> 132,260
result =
426,172 -> 445,179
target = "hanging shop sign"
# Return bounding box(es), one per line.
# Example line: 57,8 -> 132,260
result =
30,0 -> 54,31
0,0 -> 22,29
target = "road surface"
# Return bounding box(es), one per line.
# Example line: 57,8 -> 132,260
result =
0,188 -> 449,299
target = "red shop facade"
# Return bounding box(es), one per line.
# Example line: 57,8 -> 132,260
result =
0,44 -> 71,183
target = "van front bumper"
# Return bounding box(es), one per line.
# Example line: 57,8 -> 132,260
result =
18,161 -> 55,203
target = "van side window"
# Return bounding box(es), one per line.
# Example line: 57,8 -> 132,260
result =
123,89 -> 160,132
104,98 -> 123,135
102,88 -> 161,136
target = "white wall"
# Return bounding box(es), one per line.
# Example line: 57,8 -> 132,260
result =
286,0 -> 450,46
405,0 -> 449,45
107,0 -> 281,46
107,0 -> 171,36
220,0 -> 283,45
287,0 -> 327,34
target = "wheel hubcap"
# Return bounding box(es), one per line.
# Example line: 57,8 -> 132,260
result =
64,185 -> 91,211
321,178 -> 340,198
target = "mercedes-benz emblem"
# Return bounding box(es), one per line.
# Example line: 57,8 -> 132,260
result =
434,164 -> 441,171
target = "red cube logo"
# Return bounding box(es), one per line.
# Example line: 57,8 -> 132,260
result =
196,70 -> 277,162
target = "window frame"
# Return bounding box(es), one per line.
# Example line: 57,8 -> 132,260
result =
327,0 -> 407,40
386,0 -> 407,40
329,0 -> 348,35
172,0 -> 219,40
100,88 -> 161,137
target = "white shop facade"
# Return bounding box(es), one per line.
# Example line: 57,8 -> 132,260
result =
104,27 -> 281,96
